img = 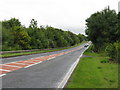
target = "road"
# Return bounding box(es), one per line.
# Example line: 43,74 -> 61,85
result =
1,42 -> 90,88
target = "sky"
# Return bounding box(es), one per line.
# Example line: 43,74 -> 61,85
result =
0,0 -> 119,35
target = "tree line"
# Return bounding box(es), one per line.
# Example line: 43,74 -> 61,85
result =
85,7 -> 120,63
2,18 -> 86,51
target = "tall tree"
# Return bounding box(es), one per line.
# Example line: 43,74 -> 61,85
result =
85,7 -> 117,52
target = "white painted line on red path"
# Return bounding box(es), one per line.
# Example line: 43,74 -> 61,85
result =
0,74 -> 6,77
24,61 -> 42,68
3,64 -> 21,68
47,57 -> 56,60
0,69 -> 11,72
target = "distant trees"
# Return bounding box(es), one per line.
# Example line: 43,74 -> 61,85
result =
13,26 -> 31,49
85,7 -> 120,63
2,18 -> 86,51
2,18 -> 22,50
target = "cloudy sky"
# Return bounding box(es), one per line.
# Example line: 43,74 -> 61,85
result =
0,0 -> 119,34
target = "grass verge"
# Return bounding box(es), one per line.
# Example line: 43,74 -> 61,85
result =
1,41 -> 86,58
66,46 -> 118,88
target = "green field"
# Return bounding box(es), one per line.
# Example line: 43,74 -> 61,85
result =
66,47 -> 118,88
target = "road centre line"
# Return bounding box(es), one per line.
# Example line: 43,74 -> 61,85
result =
0,69 -> 11,72
47,57 -> 56,60
24,61 -> 42,68
0,74 -> 6,77
0,46 -> 85,77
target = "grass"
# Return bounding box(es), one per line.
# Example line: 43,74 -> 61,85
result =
66,46 -> 118,88
1,41 -> 86,58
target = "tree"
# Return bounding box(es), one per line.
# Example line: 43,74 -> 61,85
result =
2,18 -> 21,29
77,33 -> 86,42
29,19 -> 38,29
13,26 -> 31,49
85,7 -> 117,52
2,18 -> 83,50
117,12 -> 120,41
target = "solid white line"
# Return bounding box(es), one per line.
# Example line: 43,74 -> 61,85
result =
0,74 -> 6,77
57,45 -> 90,88
0,69 -> 11,72
57,55 -> 81,88
24,61 -> 42,68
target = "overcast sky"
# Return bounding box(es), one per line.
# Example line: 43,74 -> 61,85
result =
0,0 -> 119,34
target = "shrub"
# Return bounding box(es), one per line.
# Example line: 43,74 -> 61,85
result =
105,42 -> 120,63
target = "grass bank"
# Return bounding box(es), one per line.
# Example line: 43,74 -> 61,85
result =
66,46 -> 118,88
1,41 -> 86,58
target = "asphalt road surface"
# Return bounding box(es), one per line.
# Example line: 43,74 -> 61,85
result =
1,42 -> 90,88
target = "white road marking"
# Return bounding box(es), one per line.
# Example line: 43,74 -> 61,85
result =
0,44 -> 87,78
14,62 -> 30,65
20,61 -> 37,63
24,61 -> 42,68
0,74 -> 6,77
1,61 -> 19,65
3,64 -> 21,68
57,45 -> 90,88
57,54 -> 82,88
1,56 -> 44,65
0,69 -> 11,72
30,56 -> 44,60
47,57 -> 56,60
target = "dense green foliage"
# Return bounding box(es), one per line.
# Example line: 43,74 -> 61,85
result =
105,42 -> 120,63
2,18 -> 86,51
85,7 -> 120,63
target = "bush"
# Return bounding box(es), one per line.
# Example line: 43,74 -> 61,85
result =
105,42 -> 120,63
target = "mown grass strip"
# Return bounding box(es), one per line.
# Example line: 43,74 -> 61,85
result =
1,41 -> 86,58
66,47 -> 118,88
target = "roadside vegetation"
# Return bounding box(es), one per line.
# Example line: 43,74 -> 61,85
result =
1,18 -> 86,51
1,41 -> 86,58
66,7 -> 119,89
85,7 -> 120,63
66,45 -> 118,88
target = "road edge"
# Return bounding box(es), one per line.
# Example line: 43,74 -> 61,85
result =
57,45 -> 90,88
